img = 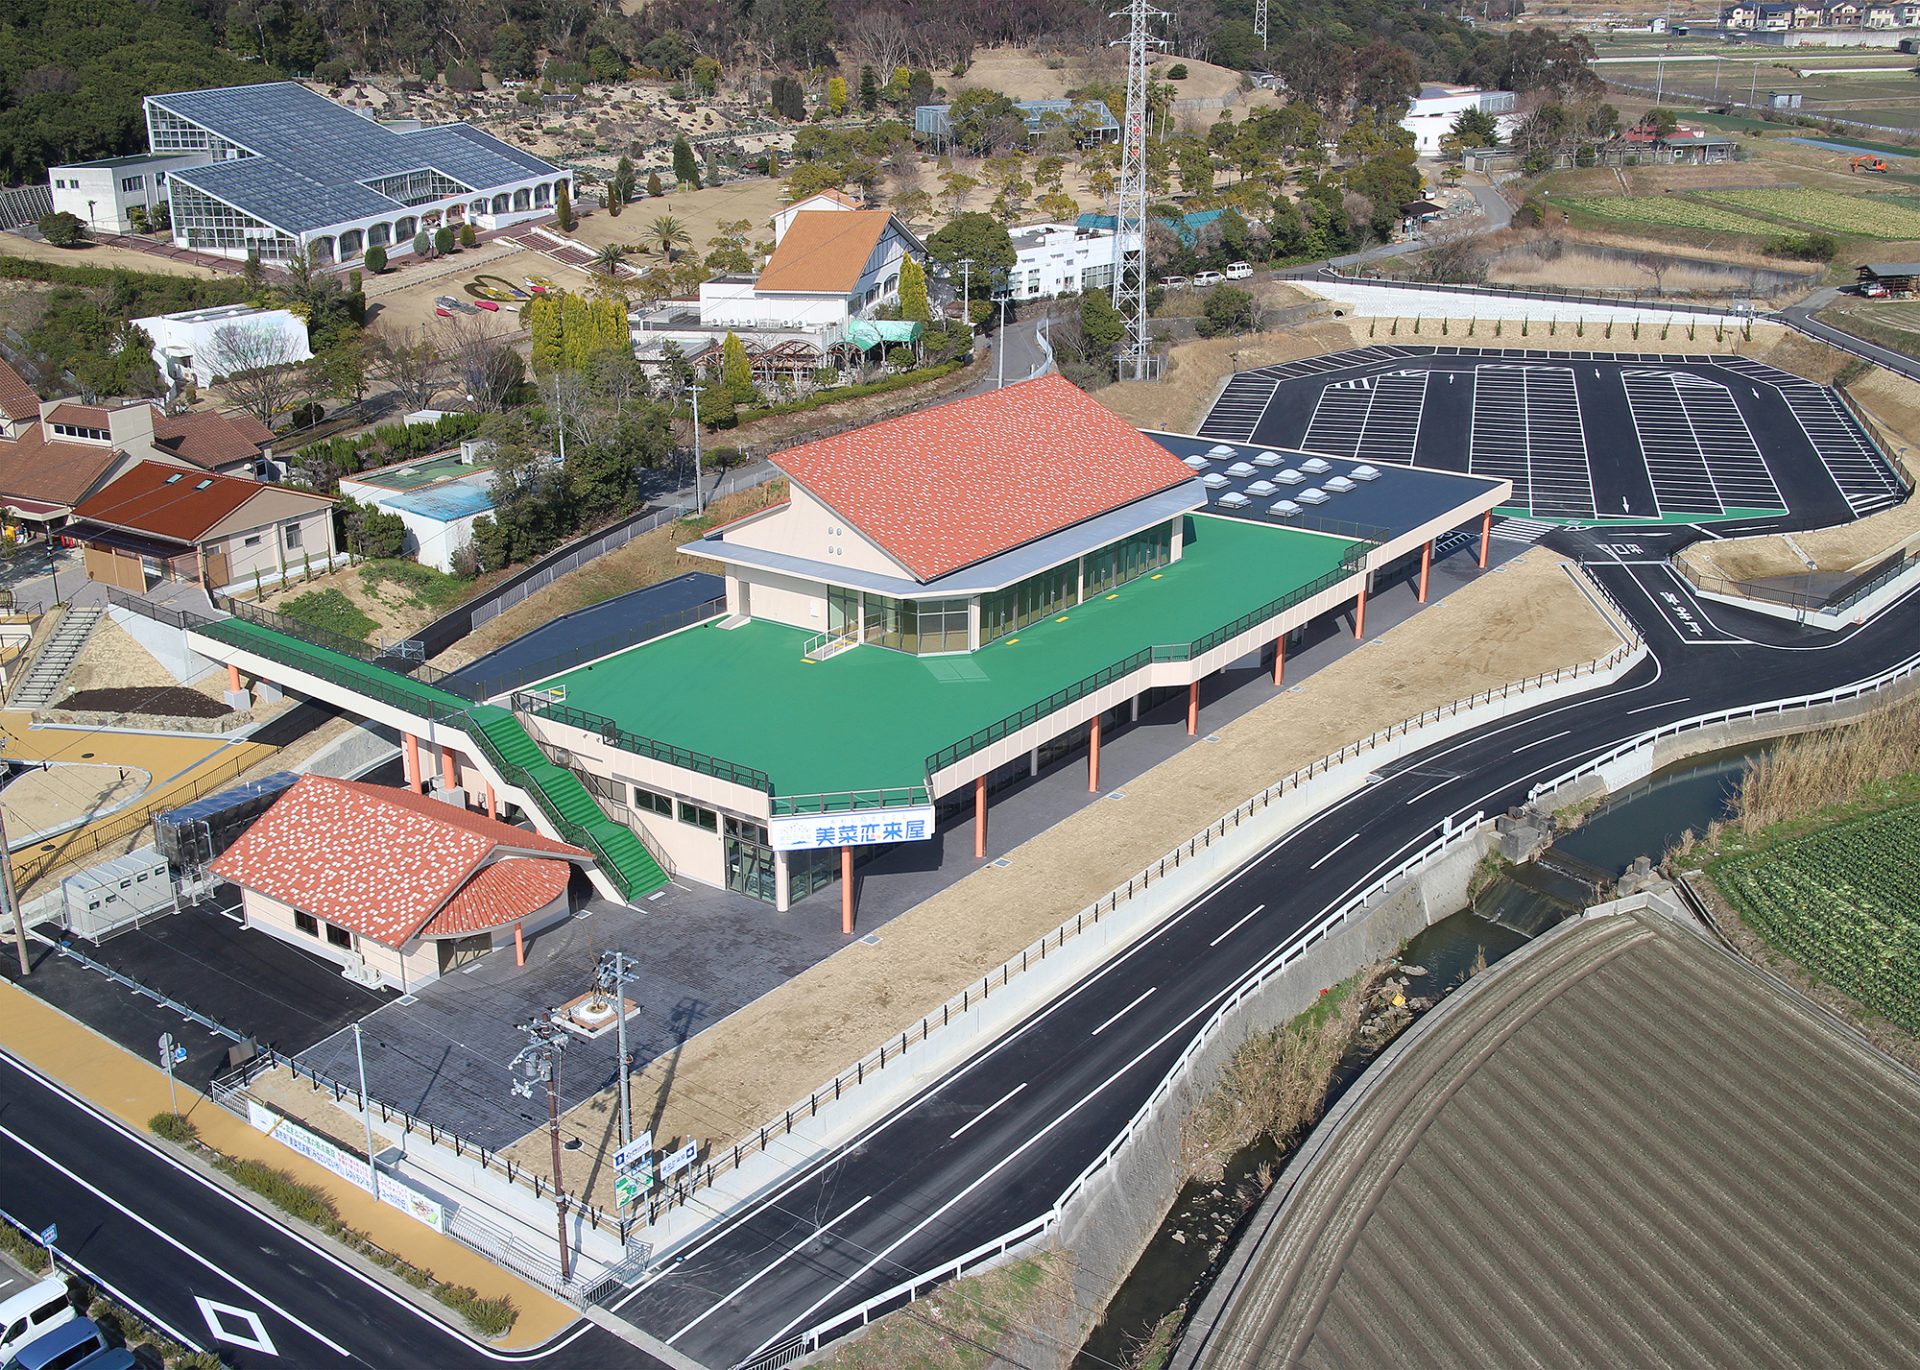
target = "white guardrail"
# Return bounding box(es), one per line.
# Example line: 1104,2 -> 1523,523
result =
739,812 -> 1486,1370
639,594 -> 1645,1231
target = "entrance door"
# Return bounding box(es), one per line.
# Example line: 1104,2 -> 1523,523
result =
437,933 -> 491,974
724,817 -> 777,903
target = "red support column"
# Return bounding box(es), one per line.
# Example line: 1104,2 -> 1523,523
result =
226,664 -> 242,693
403,734 -> 422,793
486,783 -> 498,821
514,922 -> 526,966
1187,681 -> 1199,736
1478,511 -> 1492,569
1418,539 -> 1433,604
841,846 -> 855,935
1272,635 -> 1286,687
439,746 -> 458,792
974,774 -> 987,859
1354,581 -> 1368,640
1088,714 -> 1102,792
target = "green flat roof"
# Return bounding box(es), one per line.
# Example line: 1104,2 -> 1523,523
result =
351,451 -> 494,491
534,514 -> 1360,797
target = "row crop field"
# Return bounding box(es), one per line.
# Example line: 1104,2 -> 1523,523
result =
1555,195 -> 1786,235
1714,802 -> 1920,1033
1702,187 -> 1920,238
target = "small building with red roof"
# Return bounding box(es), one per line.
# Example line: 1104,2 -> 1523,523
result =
210,775 -> 590,991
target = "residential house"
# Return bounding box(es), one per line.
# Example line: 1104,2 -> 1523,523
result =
1398,85 -> 1521,155
208,776 -> 590,992
1004,222 -> 1141,300
337,442 -> 501,572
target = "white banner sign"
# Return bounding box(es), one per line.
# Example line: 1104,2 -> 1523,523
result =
770,806 -> 936,852
246,1100 -> 446,1233
659,1141 -> 699,1180
612,1131 -> 653,1173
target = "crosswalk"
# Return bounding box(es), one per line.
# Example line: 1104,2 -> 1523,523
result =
1301,370 -> 1429,463
1488,516 -> 1557,545
1469,366 -> 1597,519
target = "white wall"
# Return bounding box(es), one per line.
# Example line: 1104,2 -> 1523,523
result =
49,155 -> 199,233
1009,226 -> 1138,300
722,485 -> 909,579
134,306 -> 312,389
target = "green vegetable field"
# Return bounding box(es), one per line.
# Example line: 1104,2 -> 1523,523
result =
1701,188 -> 1920,239
1555,195 -> 1785,236
1714,803 -> 1920,1032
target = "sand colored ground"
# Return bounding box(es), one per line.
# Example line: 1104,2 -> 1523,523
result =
0,236 -> 234,280
2,764 -> 145,842
62,616 -> 227,704
456,548 -> 1625,1209
558,178 -> 792,259
0,714 -> 270,893
0,981 -> 574,1347
948,45 -> 1248,105
249,562 -> 446,649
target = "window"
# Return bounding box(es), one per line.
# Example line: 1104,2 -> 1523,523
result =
121,175 -> 145,192
631,785 -> 673,816
678,801 -> 717,831
285,522 -> 303,549
1083,522 -> 1173,598
325,923 -> 353,948
863,594 -> 970,655
982,562 -> 1079,645
244,534 -> 262,547
294,911 -> 319,936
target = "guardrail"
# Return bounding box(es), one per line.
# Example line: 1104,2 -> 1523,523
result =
923,546 -> 1371,779
215,595 -> 473,695
643,614 -> 1640,1229
739,809 -> 1488,1370
1308,266 -> 1757,320
1673,547 -> 1920,619
513,692 -> 772,795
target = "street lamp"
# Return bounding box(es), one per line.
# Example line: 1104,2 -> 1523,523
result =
510,1009 -> 572,1282
680,379 -> 706,515
991,268 -> 1011,389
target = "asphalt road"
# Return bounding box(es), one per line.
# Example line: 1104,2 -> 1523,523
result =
1777,289 -> 1920,385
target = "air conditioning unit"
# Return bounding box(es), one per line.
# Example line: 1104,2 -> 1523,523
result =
340,955 -> 385,988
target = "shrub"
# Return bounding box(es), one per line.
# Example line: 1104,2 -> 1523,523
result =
459,223 -> 477,249
148,1112 -> 200,1144
1763,231 -> 1838,262
364,244 -> 387,274
413,230 -> 433,258
1168,62 -> 1189,79
434,226 -> 456,255
1195,284 -> 1258,338
736,359 -> 967,424
434,1285 -> 518,1337
36,212 -> 85,247
279,588 -> 377,641
213,1155 -> 340,1228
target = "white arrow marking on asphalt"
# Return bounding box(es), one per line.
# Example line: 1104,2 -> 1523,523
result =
195,1297 -> 278,1356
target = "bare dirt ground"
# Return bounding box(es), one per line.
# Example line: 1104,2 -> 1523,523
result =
248,564 -> 439,647
0,236 -> 231,280
491,548 -> 1621,1208
3,764 -> 146,840
948,45 -> 1247,105
560,179 -> 790,259
63,618 -> 212,697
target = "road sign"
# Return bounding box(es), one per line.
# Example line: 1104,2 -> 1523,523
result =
612,1131 -> 653,1173
38,1224 -> 55,1247
158,1033 -> 174,1069
614,1173 -> 639,1207
660,1141 -> 698,1181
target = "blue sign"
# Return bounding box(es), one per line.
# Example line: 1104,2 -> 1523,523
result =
38,1224 -> 55,1247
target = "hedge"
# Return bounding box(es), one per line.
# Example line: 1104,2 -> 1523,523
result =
733,359 -> 966,426
0,254 -> 253,307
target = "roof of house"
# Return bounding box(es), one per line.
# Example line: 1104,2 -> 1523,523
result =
208,776 -> 585,948
151,410 -> 275,470
71,460 -> 326,543
44,403 -> 110,428
755,209 -> 894,295
780,188 -> 863,216
0,425 -> 127,508
0,358 -> 38,423
767,373 -> 1199,581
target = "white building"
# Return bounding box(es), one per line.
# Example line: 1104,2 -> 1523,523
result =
1400,85 -> 1520,154
132,304 -> 312,392
54,82 -> 572,265
1004,222 -> 1138,301
697,190 -> 926,332
338,442 -> 501,572
47,153 -> 203,234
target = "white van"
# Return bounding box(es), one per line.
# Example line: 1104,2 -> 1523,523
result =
0,1280 -> 75,1365
1225,261 -> 1253,279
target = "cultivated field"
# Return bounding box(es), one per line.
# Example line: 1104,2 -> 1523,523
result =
1704,186 -> 1920,237
1555,194 -> 1788,235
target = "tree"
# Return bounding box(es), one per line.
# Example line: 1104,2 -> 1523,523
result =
672,136 -> 702,190
491,22 -> 534,77
692,56 -> 722,94
413,230 -> 433,258
1079,290 -> 1126,377
705,218 -> 756,274
827,76 -> 849,115
649,214 -> 691,260
946,88 -> 1019,156
340,497 -> 407,559
720,331 -> 756,406
594,242 -> 629,277
528,294 -> 564,374
1451,107 -> 1501,150
437,313 -> 522,411
362,243 -> 388,276
770,75 -> 807,121
319,331 -> 372,407
859,65 -> 879,112
648,171 -> 664,198
1196,285 -> 1258,338
898,255 -> 931,324
370,331 -> 447,411
555,181 -> 575,233
434,225 -> 456,255
459,223 -> 477,249
36,212 -> 85,247
206,321 -> 313,425
926,213 -> 1015,300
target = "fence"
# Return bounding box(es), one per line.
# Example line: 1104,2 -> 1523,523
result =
740,810 -> 1488,1370
641,621 -> 1641,1227
464,503 -> 691,635
44,934 -> 244,1044
1674,546 -> 1920,619
515,692 -> 772,794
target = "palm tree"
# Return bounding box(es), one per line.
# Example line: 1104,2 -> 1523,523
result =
593,242 -> 629,277
649,214 -> 691,262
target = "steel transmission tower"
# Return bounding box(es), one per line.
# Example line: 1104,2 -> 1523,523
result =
1255,0 -> 1268,49
1110,0 -> 1165,381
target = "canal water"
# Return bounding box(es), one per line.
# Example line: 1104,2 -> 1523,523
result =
1072,745 -> 1761,1370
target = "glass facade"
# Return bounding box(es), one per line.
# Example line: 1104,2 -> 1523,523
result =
363,168 -> 468,206
983,520 -> 1172,645
862,593 -> 969,655
1084,522 -> 1173,596
147,105 -> 247,160
725,817 -> 839,906
170,182 -> 297,259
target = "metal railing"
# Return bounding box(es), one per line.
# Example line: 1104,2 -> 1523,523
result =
770,787 -> 931,817
514,692 -> 772,794
215,595 -> 473,695
740,810 -> 1489,1370
1311,264 -> 1756,319
924,546 -> 1370,778
1674,547 -> 1920,619
454,595 -> 726,698
642,618 -> 1642,1228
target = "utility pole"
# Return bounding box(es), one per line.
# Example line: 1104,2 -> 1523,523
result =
511,1010 -> 572,1283
352,1022 -> 379,1196
684,381 -> 705,515
0,739 -> 24,977
1110,0 -> 1165,382
594,950 -> 638,1148
957,257 -> 973,330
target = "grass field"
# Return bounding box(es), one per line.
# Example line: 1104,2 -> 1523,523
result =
1713,801 -> 1920,1034
1703,186 -> 1920,236
1555,194 -> 1787,235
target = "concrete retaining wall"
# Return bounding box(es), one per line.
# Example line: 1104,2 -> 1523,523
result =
1299,279 -> 1758,327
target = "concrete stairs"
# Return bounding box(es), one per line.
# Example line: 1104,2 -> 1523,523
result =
11,606 -> 102,709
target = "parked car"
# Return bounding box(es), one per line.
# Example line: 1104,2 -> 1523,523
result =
1160,275 -> 1189,289
1,1318 -> 107,1370
1225,261 -> 1253,279
0,1280 -> 74,1365
1861,280 -> 1890,298
1194,270 -> 1225,287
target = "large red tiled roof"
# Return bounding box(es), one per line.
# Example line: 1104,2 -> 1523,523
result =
73,459 -> 328,543
209,776 -> 585,948
152,410 -> 273,470
0,425 -> 125,508
0,358 -> 37,422
768,373 -> 1199,581
756,209 -> 892,295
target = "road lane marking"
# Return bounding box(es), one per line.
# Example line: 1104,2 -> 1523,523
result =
1208,905 -> 1266,947
1091,989 -> 1157,1036
1628,698 -> 1686,714
0,1124 -> 350,1357
1513,728 -> 1572,752
665,1197 -> 872,1345
1404,777 -> 1455,806
949,1084 -> 1029,1140
1309,832 -> 1360,868
196,1297 -> 279,1356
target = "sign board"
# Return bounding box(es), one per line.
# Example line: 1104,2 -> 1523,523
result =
38,1224 -> 55,1248
659,1141 -> 698,1181
769,806 -> 936,853
614,1172 -> 641,1207
159,1033 -> 175,1069
612,1131 -> 653,1173
244,1099 -> 446,1233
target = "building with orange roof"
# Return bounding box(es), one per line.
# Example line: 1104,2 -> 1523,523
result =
210,775 -> 589,990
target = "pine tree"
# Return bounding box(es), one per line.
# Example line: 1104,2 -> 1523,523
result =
561,292 -> 592,370
529,295 -> 564,374
672,137 -> 702,190
859,65 -> 879,112
647,171 -> 664,198
898,255 -> 931,324
555,180 -> 575,232
827,76 -> 848,115
720,331 -> 756,406
765,152 -> 779,180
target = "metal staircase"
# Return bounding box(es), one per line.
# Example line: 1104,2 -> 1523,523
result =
11,606 -> 103,709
